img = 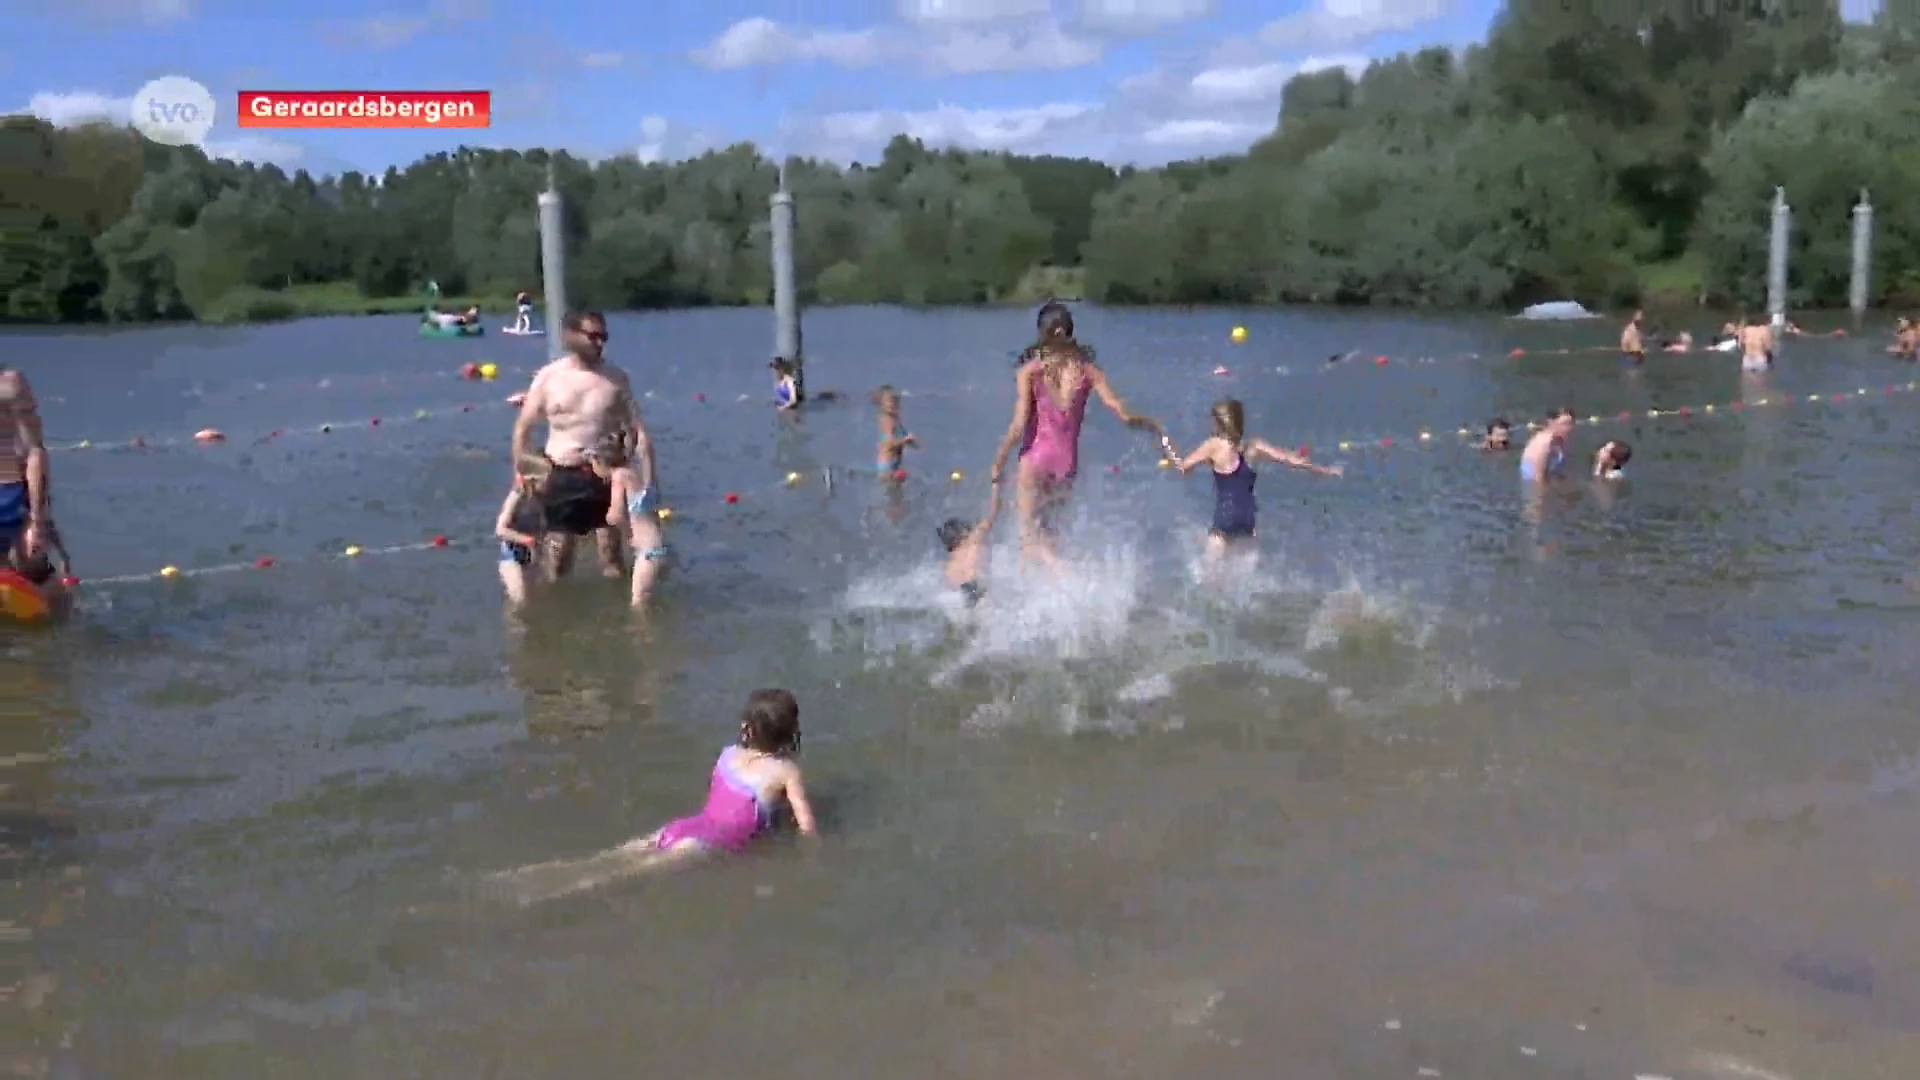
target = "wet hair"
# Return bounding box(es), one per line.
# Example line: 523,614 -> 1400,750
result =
937,518 -> 973,552
1546,407 -> 1574,423
1487,417 -> 1510,434
872,384 -> 900,407
1210,398 -> 1245,444
561,310 -> 606,332
1607,440 -> 1632,467
769,358 -> 796,378
1019,301 -> 1093,366
738,688 -> 802,755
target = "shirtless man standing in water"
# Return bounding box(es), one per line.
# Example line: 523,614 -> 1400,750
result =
1620,310 -> 1646,365
511,312 -> 666,591
1738,316 -> 1775,373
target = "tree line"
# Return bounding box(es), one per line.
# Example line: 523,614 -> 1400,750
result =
7,2 -> 1920,324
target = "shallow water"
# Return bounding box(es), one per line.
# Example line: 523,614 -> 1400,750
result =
7,307 -> 1920,1079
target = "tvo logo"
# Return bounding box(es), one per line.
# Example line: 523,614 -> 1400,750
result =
130,76 -> 216,147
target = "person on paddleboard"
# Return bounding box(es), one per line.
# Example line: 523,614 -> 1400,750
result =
986,302 -> 1170,563
514,291 -> 534,333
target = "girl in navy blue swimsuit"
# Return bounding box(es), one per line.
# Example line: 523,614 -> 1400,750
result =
1176,398 -> 1342,563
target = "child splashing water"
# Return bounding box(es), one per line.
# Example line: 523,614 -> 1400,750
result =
1177,398 -> 1341,564
485,689 -> 816,904
938,507 -> 996,607
873,385 -> 915,476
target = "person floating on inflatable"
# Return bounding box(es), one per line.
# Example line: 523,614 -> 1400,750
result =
514,291 -> 534,333
0,366 -> 70,623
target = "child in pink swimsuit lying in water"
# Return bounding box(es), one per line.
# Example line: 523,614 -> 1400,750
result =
619,688 -> 816,861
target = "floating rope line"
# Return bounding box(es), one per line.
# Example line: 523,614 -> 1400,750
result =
62,377 -> 1918,589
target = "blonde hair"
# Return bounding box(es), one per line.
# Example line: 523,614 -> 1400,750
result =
1210,398 -> 1245,444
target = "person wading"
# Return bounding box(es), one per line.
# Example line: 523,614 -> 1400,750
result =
510,311 -> 658,580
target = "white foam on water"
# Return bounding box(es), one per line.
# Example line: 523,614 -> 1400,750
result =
822,515 -> 1488,735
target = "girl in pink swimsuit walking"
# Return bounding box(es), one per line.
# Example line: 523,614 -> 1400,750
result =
987,302 -> 1172,562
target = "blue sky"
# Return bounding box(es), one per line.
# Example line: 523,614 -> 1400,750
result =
1,0 -> 1881,177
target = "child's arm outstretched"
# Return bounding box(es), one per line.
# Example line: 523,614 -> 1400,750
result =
1249,438 -> 1343,477
1176,437 -> 1221,475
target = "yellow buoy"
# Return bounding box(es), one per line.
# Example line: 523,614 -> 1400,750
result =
785,472 -> 801,486
477,362 -> 498,380
950,470 -> 963,482
160,565 -> 180,578
414,409 -> 428,419
1230,326 -> 1248,344
1157,458 -> 1172,469
656,507 -> 673,521
344,545 -> 362,557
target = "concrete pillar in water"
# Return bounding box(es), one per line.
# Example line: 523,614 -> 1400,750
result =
1767,187 -> 1790,332
537,174 -> 568,359
1850,189 -> 1873,320
769,160 -> 804,401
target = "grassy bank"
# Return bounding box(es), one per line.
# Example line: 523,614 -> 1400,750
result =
195,283 -> 513,326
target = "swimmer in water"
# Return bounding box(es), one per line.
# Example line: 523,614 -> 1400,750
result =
1519,407 -> 1575,482
495,456 -> 551,606
938,515 -> 992,607
1888,317 -> 1917,360
770,359 -> 799,411
484,689 -> 816,904
614,689 -> 814,865
1620,310 -> 1646,365
1177,398 -> 1341,562
1660,331 -> 1693,353
1592,439 -> 1631,479
1481,417 -> 1512,451
873,385 -> 915,475
1738,315 -> 1775,372
596,433 -> 669,606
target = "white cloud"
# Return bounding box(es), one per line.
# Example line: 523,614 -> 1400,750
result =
1076,0 -> 1211,33
1188,53 -> 1368,105
784,102 -> 1097,161
926,23 -> 1103,73
691,16 -> 1102,75
341,15 -> 430,49
693,17 -> 886,70
1258,0 -> 1445,50
898,0 -> 1052,23
582,51 -> 623,68
636,114 -> 718,165
18,90 -> 128,128
1139,118 -> 1265,147
14,89 -> 306,165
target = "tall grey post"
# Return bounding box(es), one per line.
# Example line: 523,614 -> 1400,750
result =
1767,187 -> 1790,332
1850,189 -> 1873,321
770,161 -> 804,401
537,182 -> 568,358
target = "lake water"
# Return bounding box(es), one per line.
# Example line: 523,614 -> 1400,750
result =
7,306 -> 1920,1080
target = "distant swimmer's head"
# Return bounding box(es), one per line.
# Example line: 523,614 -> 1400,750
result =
738,688 -> 803,757
562,310 -> 608,360
937,518 -> 975,553
1210,398 -> 1246,443
1545,406 -> 1575,438
1596,439 -> 1631,477
872,384 -> 901,412
1484,417 -> 1511,450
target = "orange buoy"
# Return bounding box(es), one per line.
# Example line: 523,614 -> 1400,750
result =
194,429 -> 225,443
0,569 -> 50,623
